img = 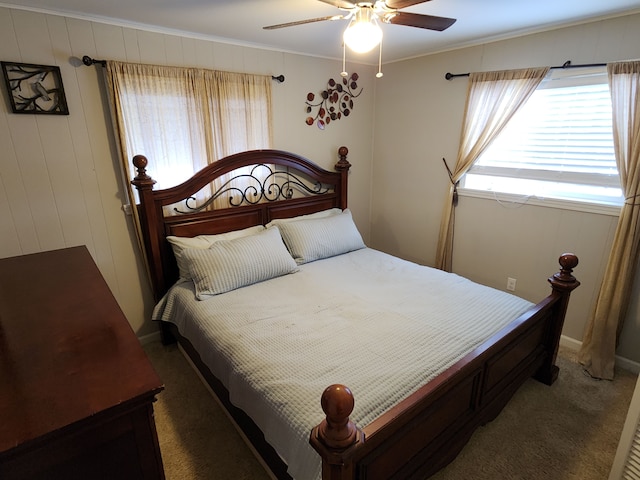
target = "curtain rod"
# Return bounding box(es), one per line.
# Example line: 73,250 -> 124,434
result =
444,60 -> 607,80
81,55 -> 285,83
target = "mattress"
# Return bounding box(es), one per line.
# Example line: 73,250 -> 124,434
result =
153,247 -> 534,479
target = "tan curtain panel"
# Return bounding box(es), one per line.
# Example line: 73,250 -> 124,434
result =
435,67 -> 549,271
105,61 -> 272,203
579,61 -> 640,380
104,61 -> 272,284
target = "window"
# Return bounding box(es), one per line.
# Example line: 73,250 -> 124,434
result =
462,67 -> 622,210
118,90 -> 206,189
107,62 -> 272,213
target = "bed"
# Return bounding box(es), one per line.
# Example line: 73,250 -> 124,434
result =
131,146 -> 580,480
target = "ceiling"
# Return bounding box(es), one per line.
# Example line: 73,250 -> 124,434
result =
4,0 -> 640,64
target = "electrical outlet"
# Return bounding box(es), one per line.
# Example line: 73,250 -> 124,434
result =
507,277 -> 517,291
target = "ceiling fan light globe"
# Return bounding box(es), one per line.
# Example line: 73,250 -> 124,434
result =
343,20 -> 382,53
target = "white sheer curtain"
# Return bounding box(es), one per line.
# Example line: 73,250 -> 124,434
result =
105,61 -> 273,208
104,61 -> 272,275
435,67 -> 549,271
579,61 -> 640,380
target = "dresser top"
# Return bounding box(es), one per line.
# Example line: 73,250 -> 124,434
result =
0,246 -> 163,454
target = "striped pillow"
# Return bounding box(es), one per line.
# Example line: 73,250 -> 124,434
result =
167,225 -> 265,283
276,209 -> 365,265
182,226 -> 297,299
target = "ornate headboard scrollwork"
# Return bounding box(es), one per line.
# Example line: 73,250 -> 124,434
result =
173,162 -> 336,214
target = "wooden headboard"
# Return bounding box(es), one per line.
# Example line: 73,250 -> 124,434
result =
131,146 -> 351,301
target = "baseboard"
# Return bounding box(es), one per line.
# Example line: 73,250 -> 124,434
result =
138,330 -> 162,345
559,335 -> 582,351
560,335 -> 640,374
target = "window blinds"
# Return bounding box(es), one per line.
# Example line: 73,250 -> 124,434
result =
471,81 -> 619,188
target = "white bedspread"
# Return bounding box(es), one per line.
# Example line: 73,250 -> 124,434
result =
153,248 -> 534,480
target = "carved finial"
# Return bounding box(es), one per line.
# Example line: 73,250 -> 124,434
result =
549,253 -> 580,292
317,384 -> 357,449
336,146 -> 351,171
131,155 -> 156,189
555,253 -> 579,282
132,155 -> 149,179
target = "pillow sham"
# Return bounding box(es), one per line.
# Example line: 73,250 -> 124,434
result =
167,225 -> 265,283
265,207 -> 341,229
275,209 -> 365,265
182,226 -> 298,299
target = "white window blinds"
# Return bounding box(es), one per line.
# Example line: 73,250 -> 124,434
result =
464,68 -> 622,207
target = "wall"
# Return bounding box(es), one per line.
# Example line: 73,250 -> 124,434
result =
371,13 -> 640,364
0,6 -> 376,337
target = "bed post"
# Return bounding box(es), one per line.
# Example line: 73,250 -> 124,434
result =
130,155 -> 163,295
535,253 -> 580,385
310,384 -> 363,480
131,155 -> 177,346
335,146 -> 351,210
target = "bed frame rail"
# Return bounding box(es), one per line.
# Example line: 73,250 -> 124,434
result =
310,254 -> 579,480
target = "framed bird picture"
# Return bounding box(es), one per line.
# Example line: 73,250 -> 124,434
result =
1,61 -> 69,115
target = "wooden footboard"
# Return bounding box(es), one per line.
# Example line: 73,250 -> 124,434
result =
310,254 -> 579,480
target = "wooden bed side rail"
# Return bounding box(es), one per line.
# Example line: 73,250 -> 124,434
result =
310,253 -> 580,480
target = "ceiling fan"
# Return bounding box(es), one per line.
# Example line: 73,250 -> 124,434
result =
263,0 -> 456,52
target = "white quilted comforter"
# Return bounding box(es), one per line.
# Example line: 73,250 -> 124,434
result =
153,248 -> 533,479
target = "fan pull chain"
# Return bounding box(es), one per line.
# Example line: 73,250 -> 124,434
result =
376,41 -> 383,78
341,42 -> 348,78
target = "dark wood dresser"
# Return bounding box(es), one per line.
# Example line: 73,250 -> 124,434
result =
0,246 -> 165,479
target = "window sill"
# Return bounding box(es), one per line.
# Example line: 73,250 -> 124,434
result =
458,187 -> 621,217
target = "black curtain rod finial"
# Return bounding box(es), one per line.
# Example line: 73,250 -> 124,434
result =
445,71 -> 468,80
82,55 -> 106,67
272,74 -> 285,83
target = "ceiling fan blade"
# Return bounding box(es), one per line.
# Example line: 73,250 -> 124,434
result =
384,0 -> 431,9
386,11 -> 456,31
263,15 -> 345,30
317,0 -> 357,9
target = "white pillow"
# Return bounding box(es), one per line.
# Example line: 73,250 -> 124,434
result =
182,226 -> 298,299
275,209 -> 365,265
265,208 -> 341,228
167,225 -> 265,282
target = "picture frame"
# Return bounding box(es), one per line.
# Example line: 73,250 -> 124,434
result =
1,61 -> 69,115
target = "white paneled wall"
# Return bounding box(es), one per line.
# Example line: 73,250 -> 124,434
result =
0,6 -> 375,336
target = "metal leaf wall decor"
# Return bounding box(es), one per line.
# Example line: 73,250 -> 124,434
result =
305,73 -> 362,129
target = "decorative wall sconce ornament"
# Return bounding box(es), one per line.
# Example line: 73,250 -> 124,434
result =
305,73 -> 362,130
1,61 -> 69,114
